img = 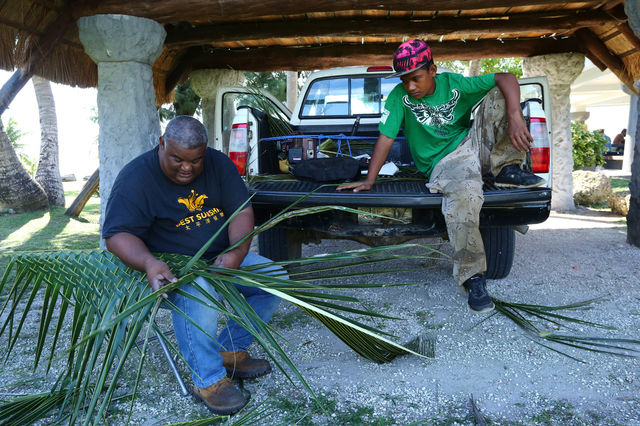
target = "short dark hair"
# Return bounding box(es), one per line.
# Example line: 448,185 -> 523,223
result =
163,116 -> 208,148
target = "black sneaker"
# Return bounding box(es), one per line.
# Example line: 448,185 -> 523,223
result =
495,164 -> 546,188
462,274 -> 495,313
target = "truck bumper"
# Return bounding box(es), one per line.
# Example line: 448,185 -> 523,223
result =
249,181 -> 552,239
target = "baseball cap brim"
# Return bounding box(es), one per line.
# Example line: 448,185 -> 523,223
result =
385,67 -> 420,79
384,61 -> 434,79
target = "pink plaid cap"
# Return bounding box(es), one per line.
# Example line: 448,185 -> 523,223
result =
388,39 -> 433,78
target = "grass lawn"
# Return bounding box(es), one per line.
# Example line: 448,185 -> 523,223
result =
611,177 -> 631,195
0,181 -> 101,271
0,177 -> 630,260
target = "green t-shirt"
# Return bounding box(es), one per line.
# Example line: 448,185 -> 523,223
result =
379,72 -> 496,178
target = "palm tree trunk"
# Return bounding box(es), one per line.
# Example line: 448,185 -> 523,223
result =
32,76 -> 65,207
0,119 -> 48,211
468,59 -> 482,76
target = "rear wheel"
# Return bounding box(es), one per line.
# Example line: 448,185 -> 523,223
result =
481,226 -> 515,279
258,227 -> 302,261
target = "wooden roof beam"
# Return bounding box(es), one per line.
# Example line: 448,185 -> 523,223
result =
165,11 -> 618,48
617,22 -> 640,52
77,0 -> 592,23
164,46 -> 200,94
575,28 -> 638,94
177,38 -> 580,74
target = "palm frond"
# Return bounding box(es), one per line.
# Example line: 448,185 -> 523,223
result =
0,389 -> 71,425
493,297 -> 640,361
165,394 -> 277,425
0,195 -> 443,423
0,241 -> 436,423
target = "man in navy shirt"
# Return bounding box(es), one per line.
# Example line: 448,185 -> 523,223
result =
103,116 -> 281,415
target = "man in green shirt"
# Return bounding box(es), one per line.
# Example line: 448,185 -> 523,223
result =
338,39 -> 544,313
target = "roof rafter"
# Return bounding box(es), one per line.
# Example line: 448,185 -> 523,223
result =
165,10 -> 621,48
167,38 -> 581,85
575,27 -> 637,93
75,0 -> 596,23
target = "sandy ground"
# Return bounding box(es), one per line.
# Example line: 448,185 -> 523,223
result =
1,207 -> 639,424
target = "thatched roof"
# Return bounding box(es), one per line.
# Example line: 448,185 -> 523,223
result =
1,0 -> 639,105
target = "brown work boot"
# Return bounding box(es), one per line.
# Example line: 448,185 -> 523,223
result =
192,377 -> 247,415
220,350 -> 272,379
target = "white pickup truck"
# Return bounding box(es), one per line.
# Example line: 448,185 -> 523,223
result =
211,66 -> 553,279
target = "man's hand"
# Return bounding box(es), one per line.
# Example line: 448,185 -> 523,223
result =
106,233 -> 177,298
494,73 -> 533,153
336,134 -> 394,193
336,180 -> 374,192
144,257 -> 177,293
508,112 -> 533,152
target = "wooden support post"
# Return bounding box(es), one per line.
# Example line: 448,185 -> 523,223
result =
65,168 -> 99,218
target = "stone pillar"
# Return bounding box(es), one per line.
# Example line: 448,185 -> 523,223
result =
624,0 -> 640,246
190,69 -> 245,153
78,14 -> 165,237
286,71 -> 298,111
523,53 -> 585,212
570,110 -> 589,124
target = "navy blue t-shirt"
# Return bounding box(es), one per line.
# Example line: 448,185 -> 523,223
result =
102,146 -> 250,259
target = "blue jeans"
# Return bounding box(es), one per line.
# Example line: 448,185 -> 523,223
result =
167,252 -> 283,388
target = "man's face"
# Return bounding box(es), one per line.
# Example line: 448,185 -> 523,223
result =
400,64 -> 437,99
158,137 -> 207,185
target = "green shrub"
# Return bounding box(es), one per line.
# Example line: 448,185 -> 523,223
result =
571,122 -> 607,170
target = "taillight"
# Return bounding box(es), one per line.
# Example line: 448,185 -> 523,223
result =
229,123 -> 248,175
530,147 -> 550,173
529,117 -> 550,173
367,66 -> 393,72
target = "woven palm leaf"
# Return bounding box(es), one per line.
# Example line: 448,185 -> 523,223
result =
0,241 -> 437,424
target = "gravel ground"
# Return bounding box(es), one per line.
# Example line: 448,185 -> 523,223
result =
1,207 -> 639,424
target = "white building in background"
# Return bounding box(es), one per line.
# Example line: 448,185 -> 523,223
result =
570,59 -> 635,172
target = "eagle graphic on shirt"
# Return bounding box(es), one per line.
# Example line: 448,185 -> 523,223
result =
178,189 -> 208,212
402,89 -> 460,128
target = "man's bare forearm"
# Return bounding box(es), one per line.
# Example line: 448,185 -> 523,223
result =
105,232 -> 156,272
214,206 -> 254,269
106,232 -> 176,292
364,134 -> 395,184
336,134 -> 394,192
228,206 -> 254,255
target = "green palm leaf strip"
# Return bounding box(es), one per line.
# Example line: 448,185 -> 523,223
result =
0,193 -> 435,423
491,297 -> 640,362
0,242 -> 434,424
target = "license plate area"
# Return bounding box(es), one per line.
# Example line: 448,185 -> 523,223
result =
357,207 -> 412,225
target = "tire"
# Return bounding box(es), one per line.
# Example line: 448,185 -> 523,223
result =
258,227 -> 302,261
480,226 -> 515,279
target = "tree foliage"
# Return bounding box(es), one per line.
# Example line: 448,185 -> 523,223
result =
244,71 -> 311,103
5,118 -> 36,176
245,71 -> 288,101
159,78 -> 201,122
437,58 -> 523,77
571,121 -> 608,170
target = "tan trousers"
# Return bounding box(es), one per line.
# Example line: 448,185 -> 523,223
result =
426,87 -> 525,285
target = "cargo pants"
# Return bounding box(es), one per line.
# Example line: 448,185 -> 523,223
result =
426,87 -> 525,285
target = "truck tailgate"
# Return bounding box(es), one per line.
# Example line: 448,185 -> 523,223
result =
249,180 -> 552,209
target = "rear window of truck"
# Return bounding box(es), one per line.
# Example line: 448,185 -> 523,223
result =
300,75 -> 401,118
